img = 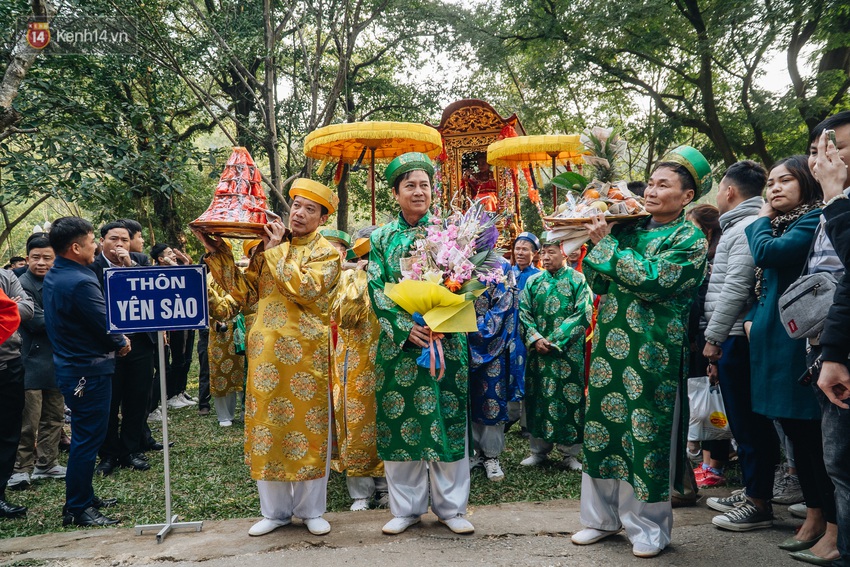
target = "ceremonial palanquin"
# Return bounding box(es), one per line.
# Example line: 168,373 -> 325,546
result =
430,100 -> 526,245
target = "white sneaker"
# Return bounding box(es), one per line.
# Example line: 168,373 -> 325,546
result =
350,498 -> 370,511
7,472 -> 30,490
180,392 -> 197,405
304,516 -> 331,535
440,515 -> 475,534
789,502 -> 808,519
520,454 -> 546,466
633,542 -> 663,557
166,396 -> 191,409
469,453 -> 484,470
373,491 -> 389,509
147,408 -> 162,422
382,515 -> 421,534
248,517 -> 291,536
571,527 -> 622,545
562,455 -> 583,471
32,464 -> 67,480
219,420 -> 233,427
483,457 -> 505,481
772,473 -> 804,504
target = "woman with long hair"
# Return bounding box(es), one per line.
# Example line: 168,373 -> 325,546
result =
713,157 -> 832,550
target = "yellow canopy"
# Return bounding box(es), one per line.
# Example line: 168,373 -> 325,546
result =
487,135 -> 586,167
304,121 -> 443,162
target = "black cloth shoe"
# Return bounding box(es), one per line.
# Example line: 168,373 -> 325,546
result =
0,498 -> 27,519
93,495 -> 118,508
63,506 -> 119,527
142,440 -> 173,452
118,453 -> 150,471
95,457 -> 119,477
62,495 -> 119,523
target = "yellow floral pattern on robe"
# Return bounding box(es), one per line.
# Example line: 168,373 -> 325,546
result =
207,273 -> 245,397
331,269 -> 384,477
206,231 -> 341,482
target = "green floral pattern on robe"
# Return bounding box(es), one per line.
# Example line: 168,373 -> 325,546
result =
582,214 -> 707,502
519,266 -> 593,445
367,212 -> 469,462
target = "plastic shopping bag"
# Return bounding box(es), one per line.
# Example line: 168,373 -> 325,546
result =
687,376 -> 732,441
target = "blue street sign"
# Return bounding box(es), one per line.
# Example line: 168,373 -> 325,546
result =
104,265 -> 209,333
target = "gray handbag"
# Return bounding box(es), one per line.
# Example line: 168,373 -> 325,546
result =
778,271 -> 838,339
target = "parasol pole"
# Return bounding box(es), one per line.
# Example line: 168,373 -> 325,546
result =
550,153 -> 558,208
370,147 -> 377,225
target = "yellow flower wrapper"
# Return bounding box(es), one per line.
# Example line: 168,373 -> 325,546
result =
384,280 -> 484,333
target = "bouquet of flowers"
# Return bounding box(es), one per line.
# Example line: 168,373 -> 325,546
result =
384,199 -> 506,379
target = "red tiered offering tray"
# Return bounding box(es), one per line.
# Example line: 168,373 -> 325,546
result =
190,147 -> 271,239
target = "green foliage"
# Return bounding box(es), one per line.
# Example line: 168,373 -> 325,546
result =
455,0 -> 849,170
550,172 -> 588,192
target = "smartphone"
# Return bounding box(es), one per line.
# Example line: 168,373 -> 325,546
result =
826,129 -> 837,146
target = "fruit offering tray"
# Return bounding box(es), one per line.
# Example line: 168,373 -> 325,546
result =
548,180 -> 647,224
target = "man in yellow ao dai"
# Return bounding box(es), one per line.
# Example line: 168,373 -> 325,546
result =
194,178 -> 341,538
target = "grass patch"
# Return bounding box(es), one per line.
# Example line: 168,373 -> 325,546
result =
1,379 -> 582,540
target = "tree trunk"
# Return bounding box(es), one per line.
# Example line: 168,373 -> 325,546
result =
0,1 -> 56,137
152,191 -> 183,249
336,163 -> 350,233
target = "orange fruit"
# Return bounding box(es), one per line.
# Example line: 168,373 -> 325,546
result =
583,189 -> 600,199
608,189 -> 625,200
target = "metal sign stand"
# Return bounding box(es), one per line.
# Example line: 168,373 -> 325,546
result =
134,332 -> 204,543
103,265 -> 208,543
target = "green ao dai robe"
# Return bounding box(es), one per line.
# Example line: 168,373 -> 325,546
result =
582,214 -> 707,503
519,266 -> 593,445
367,213 -> 469,462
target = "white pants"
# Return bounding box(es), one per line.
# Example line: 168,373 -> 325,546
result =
529,437 -> 581,457
346,475 -> 388,499
257,386 -> 332,521
257,477 -> 328,521
579,474 -> 673,549
384,458 -> 470,520
213,392 -> 237,423
471,422 -> 505,458
578,384 -> 680,550
507,400 -> 523,423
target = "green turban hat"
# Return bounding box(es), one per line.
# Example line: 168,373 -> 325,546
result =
319,229 -> 351,247
385,152 -> 435,188
661,145 -> 713,199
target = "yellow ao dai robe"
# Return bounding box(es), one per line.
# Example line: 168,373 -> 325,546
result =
331,268 -> 383,477
206,231 -> 341,482
207,274 -> 245,397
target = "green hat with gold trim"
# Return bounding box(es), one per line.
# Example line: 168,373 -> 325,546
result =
661,145 -> 713,199
384,152 -> 435,187
320,229 -> 351,247
540,231 -> 562,246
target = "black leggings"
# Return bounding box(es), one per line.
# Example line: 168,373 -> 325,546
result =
778,416 -> 836,523
703,439 -> 730,464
